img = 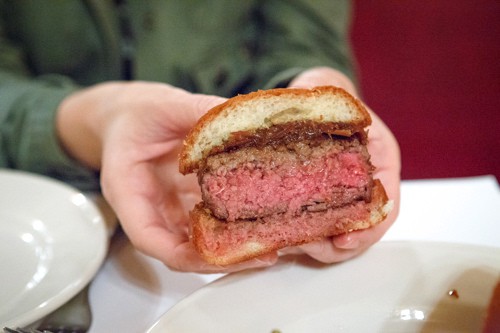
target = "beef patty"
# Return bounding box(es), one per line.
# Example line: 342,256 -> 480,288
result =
199,135 -> 374,222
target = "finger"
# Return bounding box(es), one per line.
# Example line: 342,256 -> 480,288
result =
333,219 -> 392,250
100,156 -> 187,266
165,91 -> 227,136
104,187 -> 209,273
125,218 -> 278,273
288,67 -> 358,97
366,110 -> 402,229
208,253 -> 279,274
297,238 -> 364,263
192,93 -> 228,119
286,208 -> 398,263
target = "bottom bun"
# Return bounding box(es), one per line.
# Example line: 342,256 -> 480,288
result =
190,179 -> 392,266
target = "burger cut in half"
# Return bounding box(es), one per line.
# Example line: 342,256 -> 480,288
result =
179,86 -> 393,266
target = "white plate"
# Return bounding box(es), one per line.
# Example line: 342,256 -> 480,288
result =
0,170 -> 108,327
147,241 -> 500,332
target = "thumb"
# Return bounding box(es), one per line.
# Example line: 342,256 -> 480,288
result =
191,93 -> 228,122
170,92 -> 227,136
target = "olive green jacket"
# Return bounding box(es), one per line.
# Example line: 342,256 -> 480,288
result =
0,0 -> 354,190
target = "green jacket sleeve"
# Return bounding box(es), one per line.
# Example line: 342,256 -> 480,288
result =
0,24 -> 100,190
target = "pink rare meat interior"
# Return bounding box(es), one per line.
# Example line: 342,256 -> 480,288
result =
200,136 -> 373,222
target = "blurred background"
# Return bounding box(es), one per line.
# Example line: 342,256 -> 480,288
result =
349,0 -> 499,181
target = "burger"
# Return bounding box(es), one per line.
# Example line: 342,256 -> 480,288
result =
179,86 -> 392,265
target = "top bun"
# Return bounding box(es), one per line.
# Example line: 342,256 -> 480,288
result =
179,86 -> 371,174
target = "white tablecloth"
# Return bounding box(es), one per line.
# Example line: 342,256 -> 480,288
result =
88,175 -> 500,333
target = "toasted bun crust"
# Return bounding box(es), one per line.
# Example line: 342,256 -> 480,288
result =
179,86 -> 371,174
190,180 -> 392,266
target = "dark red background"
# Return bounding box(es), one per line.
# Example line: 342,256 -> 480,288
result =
350,1 -> 499,180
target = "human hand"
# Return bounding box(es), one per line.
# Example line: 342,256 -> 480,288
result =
56,82 -> 278,273
286,67 -> 401,263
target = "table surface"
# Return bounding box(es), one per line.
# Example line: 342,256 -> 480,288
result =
88,175 -> 500,333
